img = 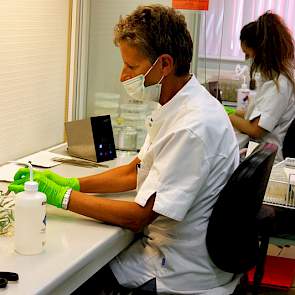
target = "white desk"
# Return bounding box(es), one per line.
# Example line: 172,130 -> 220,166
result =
0,148 -> 136,295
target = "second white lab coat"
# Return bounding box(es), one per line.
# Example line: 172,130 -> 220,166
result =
245,74 -> 295,161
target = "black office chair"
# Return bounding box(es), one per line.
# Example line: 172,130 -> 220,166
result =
206,143 -> 278,295
282,117 -> 295,159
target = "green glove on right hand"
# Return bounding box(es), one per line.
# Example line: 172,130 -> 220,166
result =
12,168 -> 80,191
35,174 -> 69,208
9,173 -> 69,208
224,106 -> 236,115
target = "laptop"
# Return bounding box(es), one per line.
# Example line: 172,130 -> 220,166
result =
65,115 -> 116,163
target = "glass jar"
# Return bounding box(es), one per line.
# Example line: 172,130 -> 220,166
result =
118,127 -> 137,151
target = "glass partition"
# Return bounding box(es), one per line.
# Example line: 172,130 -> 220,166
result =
75,0 -> 295,146
77,0 -> 202,151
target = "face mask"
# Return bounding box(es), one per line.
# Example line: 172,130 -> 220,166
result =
122,58 -> 164,102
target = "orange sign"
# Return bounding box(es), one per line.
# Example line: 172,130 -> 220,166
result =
172,0 -> 209,11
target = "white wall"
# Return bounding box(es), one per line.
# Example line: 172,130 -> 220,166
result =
0,1 -> 70,164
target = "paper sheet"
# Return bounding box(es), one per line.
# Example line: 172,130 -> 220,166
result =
0,151 -> 72,182
11,151 -> 72,168
0,163 -> 23,182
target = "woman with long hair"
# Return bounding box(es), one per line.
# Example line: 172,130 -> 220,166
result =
230,11 -> 295,161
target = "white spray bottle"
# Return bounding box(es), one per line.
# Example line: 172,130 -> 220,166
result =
236,75 -> 250,111
14,162 -> 46,255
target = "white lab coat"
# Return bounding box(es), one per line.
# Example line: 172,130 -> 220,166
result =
110,75 -> 240,294
245,74 -> 295,161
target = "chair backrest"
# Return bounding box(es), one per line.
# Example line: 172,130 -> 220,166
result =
283,117 -> 295,159
206,143 -> 277,274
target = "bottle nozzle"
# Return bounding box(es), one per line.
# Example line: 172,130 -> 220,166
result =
28,161 -> 33,182
24,161 -> 38,192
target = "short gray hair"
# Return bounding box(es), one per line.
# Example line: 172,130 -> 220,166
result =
114,4 -> 193,76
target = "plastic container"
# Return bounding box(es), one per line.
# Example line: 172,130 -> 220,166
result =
236,75 -> 250,110
14,163 -> 46,255
112,125 -> 122,149
119,103 -> 149,150
118,127 -> 137,151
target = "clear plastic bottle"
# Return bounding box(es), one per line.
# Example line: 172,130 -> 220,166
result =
237,75 -> 250,110
14,163 -> 46,255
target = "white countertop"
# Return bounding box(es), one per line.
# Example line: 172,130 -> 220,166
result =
1,204 -> 134,295
0,147 -> 137,295
235,129 -> 249,149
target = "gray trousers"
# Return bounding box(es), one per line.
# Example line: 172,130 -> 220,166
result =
71,265 -> 157,295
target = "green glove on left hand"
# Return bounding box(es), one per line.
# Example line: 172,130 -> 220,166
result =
9,174 -> 69,208
12,168 -> 80,191
224,106 -> 236,115
8,178 -> 28,193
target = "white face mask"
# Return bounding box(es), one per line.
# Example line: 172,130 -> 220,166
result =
122,58 -> 164,102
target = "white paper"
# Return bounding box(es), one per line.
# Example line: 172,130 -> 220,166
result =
0,163 -> 23,182
11,151 -> 72,168
0,151 -> 74,182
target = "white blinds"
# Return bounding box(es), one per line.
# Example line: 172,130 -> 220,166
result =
0,1 -> 69,164
199,0 -> 295,60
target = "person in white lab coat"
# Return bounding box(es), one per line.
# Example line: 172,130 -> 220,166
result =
229,11 -> 295,161
9,5 -> 240,294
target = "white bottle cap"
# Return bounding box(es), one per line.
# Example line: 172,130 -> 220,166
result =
24,181 -> 38,192
24,162 -> 38,192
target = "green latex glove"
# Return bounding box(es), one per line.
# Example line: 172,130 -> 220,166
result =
8,178 -> 28,193
9,174 -> 68,208
13,168 -> 80,191
224,106 -> 236,115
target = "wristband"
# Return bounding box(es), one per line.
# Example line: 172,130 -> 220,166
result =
62,188 -> 72,210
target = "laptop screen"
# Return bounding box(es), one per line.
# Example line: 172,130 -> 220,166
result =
65,115 -> 116,162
